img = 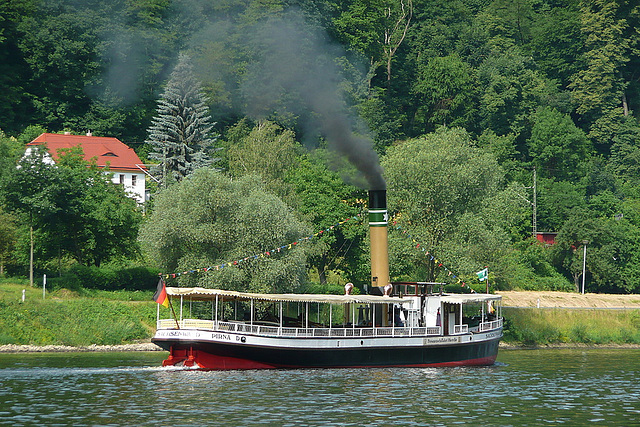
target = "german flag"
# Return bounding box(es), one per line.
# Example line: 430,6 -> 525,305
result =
153,278 -> 169,307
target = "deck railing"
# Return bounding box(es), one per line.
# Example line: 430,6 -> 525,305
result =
479,318 -> 503,332
157,319 -> 502,337
453,324 -> 469,334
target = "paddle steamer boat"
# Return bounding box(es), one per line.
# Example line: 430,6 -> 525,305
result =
152,190 -> 503,369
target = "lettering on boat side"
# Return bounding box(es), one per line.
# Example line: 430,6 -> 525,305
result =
423,337 -> 460,345
236,336 -> 247,343
155,330 -> 232,341
211,333 -> 232,341
157,330 -> 202,338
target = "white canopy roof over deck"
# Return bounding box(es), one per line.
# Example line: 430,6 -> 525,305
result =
440,293 -> 502,304
166,287 -> 408,305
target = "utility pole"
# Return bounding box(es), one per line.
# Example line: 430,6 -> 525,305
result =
520,167 -> 537,237
29,225 -> 34,287
532,167 -> 537,237
582,240 -> 588,295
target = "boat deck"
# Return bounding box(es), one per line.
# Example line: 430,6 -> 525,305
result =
156,318 -> 503,338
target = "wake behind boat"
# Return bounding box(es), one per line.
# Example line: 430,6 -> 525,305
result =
152,189 -> 503,369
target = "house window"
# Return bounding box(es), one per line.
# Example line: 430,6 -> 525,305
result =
131,175 -> 137,186
119,174 -> 125,184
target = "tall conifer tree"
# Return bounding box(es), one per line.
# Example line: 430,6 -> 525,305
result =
146,53 -> 220,187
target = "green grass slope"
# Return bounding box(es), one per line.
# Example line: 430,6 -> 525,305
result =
0,280 -> 157,346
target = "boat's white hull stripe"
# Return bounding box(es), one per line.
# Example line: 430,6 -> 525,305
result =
153,328 -> 503,349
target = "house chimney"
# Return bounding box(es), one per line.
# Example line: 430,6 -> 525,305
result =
86,131 -> 92,136
64,131 -> 71,135
369,190 -> 389,289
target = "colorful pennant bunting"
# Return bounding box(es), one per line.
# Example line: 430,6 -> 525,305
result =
391,220 -> 471,289
159,213 -> 476,290
160,214 -> 364,279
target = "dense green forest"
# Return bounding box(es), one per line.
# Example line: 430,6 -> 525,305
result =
1,0 -> 640,294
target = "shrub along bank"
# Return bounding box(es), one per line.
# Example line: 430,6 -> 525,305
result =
503,307 -> 640,346
46,265 -> 161,292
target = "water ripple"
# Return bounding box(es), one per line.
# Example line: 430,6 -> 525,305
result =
0,349 -> 639,426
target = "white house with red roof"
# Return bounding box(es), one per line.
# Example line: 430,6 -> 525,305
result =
26,132 -> 148,204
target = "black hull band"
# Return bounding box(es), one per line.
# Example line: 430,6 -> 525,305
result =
153,337 -> 501,369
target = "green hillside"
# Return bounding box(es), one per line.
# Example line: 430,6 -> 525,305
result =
2,1 -> 640,296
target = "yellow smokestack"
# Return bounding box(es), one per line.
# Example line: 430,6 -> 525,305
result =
369,190 -> 389,289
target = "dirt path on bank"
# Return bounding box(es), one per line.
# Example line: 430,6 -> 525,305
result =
497,291 -> 640,309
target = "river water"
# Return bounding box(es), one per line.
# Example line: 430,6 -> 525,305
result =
0,348 -> 638,426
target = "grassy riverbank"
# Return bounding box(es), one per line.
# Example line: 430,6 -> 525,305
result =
2,279 -> 640,348
0,280 -> 157,346
503,307 -> 640,346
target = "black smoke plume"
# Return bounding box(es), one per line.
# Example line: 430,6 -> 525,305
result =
239,9 -> 386,190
